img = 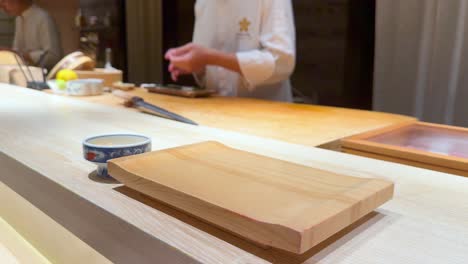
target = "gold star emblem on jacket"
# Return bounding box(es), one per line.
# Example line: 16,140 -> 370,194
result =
239,18 -> 251,32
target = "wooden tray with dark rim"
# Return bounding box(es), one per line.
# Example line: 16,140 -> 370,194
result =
146,85 -> 216,98
342,121 -> 468,177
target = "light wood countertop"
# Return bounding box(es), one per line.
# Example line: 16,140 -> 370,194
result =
0,217 -> 50,264
1,86 -> 468,263
0,181 -> 111,263
76,88 -> 416,147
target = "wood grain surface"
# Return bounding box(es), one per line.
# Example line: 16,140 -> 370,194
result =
109,142 -> 393,254
1,85 -> 468,263
76,88 -> 416,147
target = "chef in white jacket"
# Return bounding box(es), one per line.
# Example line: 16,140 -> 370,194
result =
165,0 -> 296,102
1,0 -> 62,69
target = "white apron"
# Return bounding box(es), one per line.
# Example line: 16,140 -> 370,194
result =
193,0 -> 296,102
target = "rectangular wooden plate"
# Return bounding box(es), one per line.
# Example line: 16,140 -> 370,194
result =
342,122 -> 468,176
108,141 -> 394,254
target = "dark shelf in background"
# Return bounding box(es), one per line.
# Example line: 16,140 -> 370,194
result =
79,0 -> 127,80
162,0 -> 197,86
292,0 -> 375,110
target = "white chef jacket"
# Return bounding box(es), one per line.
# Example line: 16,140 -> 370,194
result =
12,4 -> 63,69
193,0 -> 296,102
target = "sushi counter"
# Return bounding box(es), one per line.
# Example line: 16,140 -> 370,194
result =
1,85 -> 468,264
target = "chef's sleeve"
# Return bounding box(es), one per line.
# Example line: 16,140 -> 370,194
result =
236,0 -> 296,90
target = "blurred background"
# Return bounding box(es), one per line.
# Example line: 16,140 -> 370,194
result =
0,0 -> 376,110
3,0 -> 467,127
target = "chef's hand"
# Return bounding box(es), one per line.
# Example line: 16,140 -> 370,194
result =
165,43 -> 210,77
165,42 -> 242,82
167,65 -> 190,82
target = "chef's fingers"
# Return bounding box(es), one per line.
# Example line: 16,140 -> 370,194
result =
168,62 -> 176,72
171,71 -> 179,82
169,62 -> 191,75
171,52 -> 191,65
165,48 -> 177,60
171,61 -> 191,73
172,69 -> 189,81
166,48 -> 183,60
168,43 -> 194,59
170,67 -> 185,81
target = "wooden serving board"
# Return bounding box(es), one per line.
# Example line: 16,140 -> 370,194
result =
342,122 -> 468,177
75,68 -> 123,88
108,141 -> 394,254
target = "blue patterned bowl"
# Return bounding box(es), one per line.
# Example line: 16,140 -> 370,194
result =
83,134 -> 152,178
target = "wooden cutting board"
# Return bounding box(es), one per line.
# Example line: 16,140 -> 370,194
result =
108,141 -> 394,254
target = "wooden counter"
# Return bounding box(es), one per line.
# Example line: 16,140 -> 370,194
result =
0,181 -> 111,263
0,217 -> 50,264
2,86 -> 468,263
76,88 -> 416,148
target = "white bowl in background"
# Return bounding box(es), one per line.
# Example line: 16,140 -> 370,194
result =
67,79 -> 104,96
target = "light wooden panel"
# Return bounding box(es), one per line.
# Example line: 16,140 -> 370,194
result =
109,141 -> 393,254
78,88 -> 416,147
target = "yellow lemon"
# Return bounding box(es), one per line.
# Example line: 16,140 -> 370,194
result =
57,69 -> 78,82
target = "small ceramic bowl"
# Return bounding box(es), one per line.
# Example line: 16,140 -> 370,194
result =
83,134 -> 152,178
67,79 -> 104,96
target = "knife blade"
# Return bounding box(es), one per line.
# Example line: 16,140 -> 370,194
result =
113,90 -> 198,126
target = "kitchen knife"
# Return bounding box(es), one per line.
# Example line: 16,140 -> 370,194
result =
112,90 -> 198,126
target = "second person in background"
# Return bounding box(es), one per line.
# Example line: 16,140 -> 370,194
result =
1,0 -> 62,69
165,0 -> 296,102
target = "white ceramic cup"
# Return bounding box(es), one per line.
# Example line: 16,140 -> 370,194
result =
67,79 -> 104,96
